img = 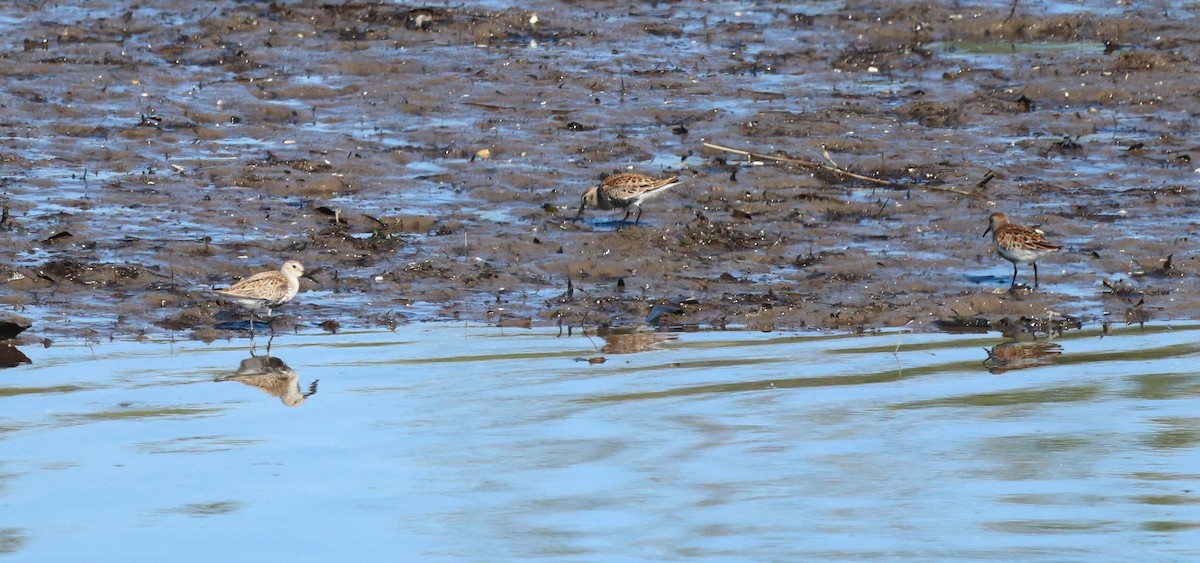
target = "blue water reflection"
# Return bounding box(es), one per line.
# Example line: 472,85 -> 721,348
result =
2,324 -> 1199,559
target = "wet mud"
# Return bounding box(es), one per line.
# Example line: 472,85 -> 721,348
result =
1,1 -> 1198,341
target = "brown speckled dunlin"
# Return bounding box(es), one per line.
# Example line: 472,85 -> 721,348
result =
575,172 -> 682,225
983,213 -> 1061,288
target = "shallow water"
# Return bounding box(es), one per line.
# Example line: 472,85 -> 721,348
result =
3,324 -> 1199,560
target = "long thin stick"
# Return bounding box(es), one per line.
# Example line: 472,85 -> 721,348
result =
702,142 -> 983,199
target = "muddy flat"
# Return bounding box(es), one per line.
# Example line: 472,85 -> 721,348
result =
0,1 -> 1194,340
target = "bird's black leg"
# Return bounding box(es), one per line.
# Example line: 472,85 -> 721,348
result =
621,207 -> 632,223
634,206 -> 643,225
1033,262 -> 1039,287
1010,262 -> 1018,287
248,313 -> 257,355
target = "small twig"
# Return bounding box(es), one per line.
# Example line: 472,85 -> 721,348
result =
702,142 -> 984,199
976,170 -> 996,188
1004,0 -> 1019,23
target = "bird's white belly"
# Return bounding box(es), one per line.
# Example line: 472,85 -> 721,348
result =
998,246 -> 1052,263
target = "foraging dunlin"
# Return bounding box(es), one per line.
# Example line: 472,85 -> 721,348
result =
983,213 -> 1060,287
575,172 -> 682,225
215,261 -> 305,335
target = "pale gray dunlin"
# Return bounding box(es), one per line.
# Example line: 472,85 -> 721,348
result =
575,172 -> 682,225
215,260 -> 305,336
983,213 -> 1061,287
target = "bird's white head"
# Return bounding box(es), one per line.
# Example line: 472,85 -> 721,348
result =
582,186 -> 600,207
576,186 -> 600,218
281,260 -> 305,278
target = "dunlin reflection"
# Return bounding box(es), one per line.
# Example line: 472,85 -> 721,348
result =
216,355 -> 318,407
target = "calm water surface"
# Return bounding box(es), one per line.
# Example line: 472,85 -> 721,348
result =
2,324 -> 1200,560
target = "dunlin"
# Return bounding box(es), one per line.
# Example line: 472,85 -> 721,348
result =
575,172 -> 682,225
983,213 -> 1060,287
215,261 -> 305,337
